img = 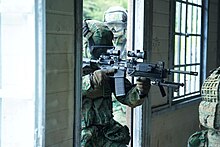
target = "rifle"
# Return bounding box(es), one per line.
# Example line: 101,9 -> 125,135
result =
125,50 -> 198,97
82,46 -> 121,75
83,47 -> 198,97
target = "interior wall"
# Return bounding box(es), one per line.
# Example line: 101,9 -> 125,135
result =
45,0 -> 75,146
151,104 -> 199,147
149,0 -> 219,147
207,0 -> 219,74
218,1 -> 220,66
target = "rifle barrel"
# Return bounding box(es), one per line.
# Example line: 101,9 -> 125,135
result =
169,69 -> 198,76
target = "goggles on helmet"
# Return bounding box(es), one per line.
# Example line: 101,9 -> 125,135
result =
104,11 -> 127,24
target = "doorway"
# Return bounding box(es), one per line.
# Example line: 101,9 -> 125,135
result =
81,0 -> 146,146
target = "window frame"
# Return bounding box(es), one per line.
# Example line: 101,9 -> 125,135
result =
73,0 -> 83,146
168,0 -> 208,104
35,0 -> 46,146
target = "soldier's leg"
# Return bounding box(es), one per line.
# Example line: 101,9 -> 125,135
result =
81,126 -> 98,147
97,134 -> 127,147
96,120 -> 130,147
103,140 -> 127,147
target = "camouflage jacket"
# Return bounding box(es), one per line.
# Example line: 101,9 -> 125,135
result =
81,74 -> 145,128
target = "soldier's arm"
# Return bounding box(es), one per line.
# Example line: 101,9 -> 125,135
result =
82,69 -> 114,99
114,78 -> 150,108
82,74 -> 105,99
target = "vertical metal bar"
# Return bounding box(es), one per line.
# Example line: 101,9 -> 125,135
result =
194,5 -> 198,91
191,5 -> 193,67
184,1 -> 188,96
73,0 -> 82,146
130,1 -> 135,146
34,0 -> 46,146
200,0 -> 208,83
189,4 -> 193,93
189,3 -> 193,93
169,0 -> 176,104
178,2 -> 182,97
179,2 -> 182,66
127,1 -> 135,146
142,0 -> 153,146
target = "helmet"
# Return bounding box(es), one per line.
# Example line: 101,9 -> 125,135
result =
83,19 -> 114,59
104,6 -> 127,34
104,6 -> 127,24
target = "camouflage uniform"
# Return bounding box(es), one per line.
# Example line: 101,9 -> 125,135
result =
104,6 -> 128,125
187,130 -> 208,147
81,19 -> 149,147
187,67 -> 220,147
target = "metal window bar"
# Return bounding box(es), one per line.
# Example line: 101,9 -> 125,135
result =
183,2 -> 188,96
35,0 -> 46,146
176,0 -> 202,7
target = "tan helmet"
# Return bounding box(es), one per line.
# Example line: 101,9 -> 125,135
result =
104,6 -> 127,34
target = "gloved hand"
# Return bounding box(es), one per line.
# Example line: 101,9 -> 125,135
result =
91,68 -> 115,87
136,77 -> 151,98
87,69 -> 115,98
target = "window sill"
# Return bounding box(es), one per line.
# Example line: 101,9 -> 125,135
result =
152,96 -> 201,116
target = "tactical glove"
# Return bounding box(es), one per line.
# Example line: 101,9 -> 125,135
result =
136,77 -> 151,98
88,69 -> 115,98
91,69 -> 115,87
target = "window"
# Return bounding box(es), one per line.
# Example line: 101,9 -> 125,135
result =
170,0 -> 207,103
0,0 -> 45,146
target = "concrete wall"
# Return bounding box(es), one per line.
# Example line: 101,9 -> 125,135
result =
151,104 -> 200,147
149,0 -> 219,147
45,0 -> 75,146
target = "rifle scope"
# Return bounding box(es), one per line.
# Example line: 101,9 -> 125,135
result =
127,50 -> 145,59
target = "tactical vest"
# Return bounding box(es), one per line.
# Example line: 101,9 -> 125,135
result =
188,67 -> 220,147
207,130 -> 220,147
199,67 -> 220,130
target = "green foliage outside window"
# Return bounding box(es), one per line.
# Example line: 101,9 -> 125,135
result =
83,0 -> 127,21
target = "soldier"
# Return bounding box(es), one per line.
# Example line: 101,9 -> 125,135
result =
104,6 -> 128,125
81,19 -> 151,147
104,6 -> 127,60
187,67 -> 220,147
